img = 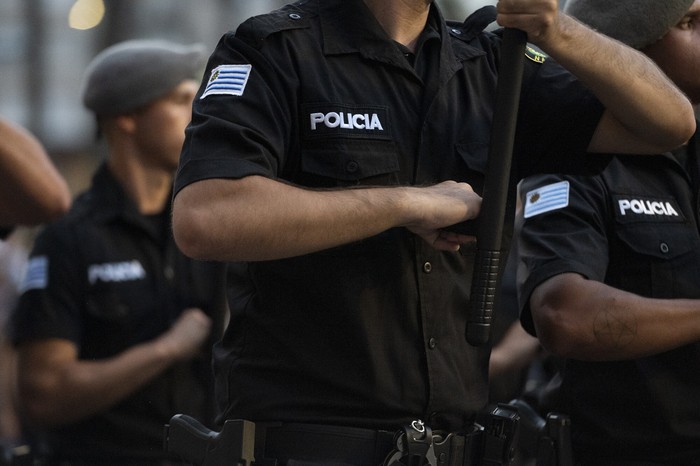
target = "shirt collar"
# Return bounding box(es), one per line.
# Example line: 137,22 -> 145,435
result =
89,163 -> 171,239
321,1 -> 438,56
90,163 -> 133,222
318,0 -> 483,77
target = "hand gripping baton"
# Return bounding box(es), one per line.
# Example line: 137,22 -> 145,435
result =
466,28 -> 527,346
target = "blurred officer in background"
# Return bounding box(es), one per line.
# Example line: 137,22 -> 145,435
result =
8,40 -> 228,466
514,0 -> 700,464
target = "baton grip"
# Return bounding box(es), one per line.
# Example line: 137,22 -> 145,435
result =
466,248 -> 501,346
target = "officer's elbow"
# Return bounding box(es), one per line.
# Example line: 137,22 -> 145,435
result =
667,112 -> 696,150
172,191 -> 218,261
172,204 -> 207,260
531,304 -> 581,358
682,113 -> 696,142
529,277 -> 589,358
42,186 -> 72,221
648,88 -> 696,151
12,182 -> 71,226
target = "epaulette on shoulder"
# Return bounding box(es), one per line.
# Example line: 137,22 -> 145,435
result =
236,1 -> 316,43
447,5 -> 497,42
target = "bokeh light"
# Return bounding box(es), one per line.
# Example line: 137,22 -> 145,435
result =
68,0 -> 105,30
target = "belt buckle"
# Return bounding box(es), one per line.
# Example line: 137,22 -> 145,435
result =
383,420 -> 436,466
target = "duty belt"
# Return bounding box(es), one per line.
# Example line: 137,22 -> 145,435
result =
254,420 -> 486,466
164,404 -> 521,466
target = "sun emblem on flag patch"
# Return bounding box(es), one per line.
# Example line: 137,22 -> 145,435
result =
201,64 -> 252,99
523,181 -> 569,218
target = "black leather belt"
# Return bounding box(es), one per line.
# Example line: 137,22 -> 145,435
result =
255,422 -> 395,466
254,422 -> 483,466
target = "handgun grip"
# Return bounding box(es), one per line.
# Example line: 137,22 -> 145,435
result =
165,414 -> 217,465
164,414 -> 256,466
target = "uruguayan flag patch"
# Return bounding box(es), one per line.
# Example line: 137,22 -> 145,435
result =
20,255 -> 48,293
523,181 -> 569,219
201,64 -> 252,99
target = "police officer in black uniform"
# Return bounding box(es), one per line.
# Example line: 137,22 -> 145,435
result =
9,40 -> 227,466
171,0 -> 694,464
514,0 -> 700,464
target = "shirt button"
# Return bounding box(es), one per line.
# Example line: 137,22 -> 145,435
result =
428,337 -> 437,349
423,262 -> 432,273
660,242 -> 669,254
346,160 -> 359,173
289,13 -> 301,20
451,28 -> 462,35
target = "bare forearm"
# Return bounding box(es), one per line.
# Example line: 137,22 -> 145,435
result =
173,176 -> 479,261
19,339 -> 178,427
19,309 -> 211,427
537,15 -> 695,153
531,273 -> 700,361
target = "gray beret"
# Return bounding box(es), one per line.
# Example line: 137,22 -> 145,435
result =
81,39 -> 207,116
564,0 -> 693,49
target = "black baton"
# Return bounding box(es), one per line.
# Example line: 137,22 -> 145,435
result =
466,28 -> 527,346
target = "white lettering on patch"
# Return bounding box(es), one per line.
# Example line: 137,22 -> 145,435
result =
309,111 -> 384,131
88,260 -> 146,285
617,199 -> 680,217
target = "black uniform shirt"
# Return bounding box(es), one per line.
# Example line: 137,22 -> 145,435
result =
176,0 -> 603,431
10,164 -> 228,464
516,129 -> 700,464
